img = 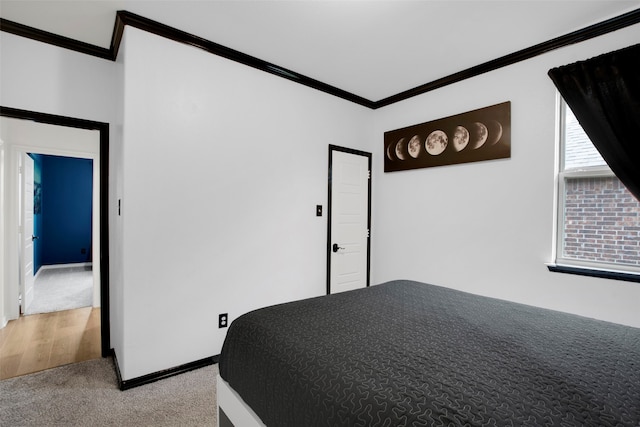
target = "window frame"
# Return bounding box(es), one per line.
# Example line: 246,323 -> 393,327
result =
553,100 -> 640,279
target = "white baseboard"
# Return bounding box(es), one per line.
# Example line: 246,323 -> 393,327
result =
35,267 -> 43,281
36,263 -> 92,281
38,262 -> 92,272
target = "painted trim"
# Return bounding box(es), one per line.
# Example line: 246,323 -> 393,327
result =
0,106 -> 111,357
38,262 -> 93,270
547,264 -> 640,284
36,262 -> 93,283
2,8 -> 639,108
0,18 -> 112,60
110,12 -> 126,60
0,14 -> 373,108
326,145 -> 372,295
114,11 -> 374,108
374,8 -> 640,108
113,349 -> 219,391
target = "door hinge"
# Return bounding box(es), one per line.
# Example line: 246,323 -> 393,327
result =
367,229 -> 370,238
367,170 -> 371,179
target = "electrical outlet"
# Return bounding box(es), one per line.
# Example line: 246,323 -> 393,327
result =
219,313 -> 228,328
316,205 -> 322,216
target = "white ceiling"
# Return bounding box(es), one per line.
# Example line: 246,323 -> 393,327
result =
1,0 -> 639,101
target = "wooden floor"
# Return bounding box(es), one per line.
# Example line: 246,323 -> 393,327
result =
0,307 -> 101,380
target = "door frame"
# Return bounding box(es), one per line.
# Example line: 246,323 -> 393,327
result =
20,153 -> 35,312
326,144 -> 372,294
17,149 -> 99,313
0,106 -> 111,357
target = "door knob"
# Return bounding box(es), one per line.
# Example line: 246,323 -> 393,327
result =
32,235 -> 39,241
332,243 -> 344,253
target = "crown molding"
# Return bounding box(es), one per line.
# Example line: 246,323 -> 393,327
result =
0,17 -> 112,60
114,11 -> 375,108
2,7 -> 639,109
374,7 -> 640,108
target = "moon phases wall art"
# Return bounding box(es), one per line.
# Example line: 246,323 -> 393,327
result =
384,101 -> 510,172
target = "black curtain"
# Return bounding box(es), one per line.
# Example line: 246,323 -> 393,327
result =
548,43 -> 640,201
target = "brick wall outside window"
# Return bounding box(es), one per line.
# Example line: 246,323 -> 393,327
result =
564,176 -> 640,266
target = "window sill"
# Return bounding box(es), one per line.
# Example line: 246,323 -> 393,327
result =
547,264 -> 640,283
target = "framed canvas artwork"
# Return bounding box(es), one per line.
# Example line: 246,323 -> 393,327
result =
384,101 -> 511,172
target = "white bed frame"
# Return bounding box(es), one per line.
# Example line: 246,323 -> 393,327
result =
216,374 -> 266,427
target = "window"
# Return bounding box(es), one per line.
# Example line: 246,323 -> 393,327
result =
556,101 -> 640,276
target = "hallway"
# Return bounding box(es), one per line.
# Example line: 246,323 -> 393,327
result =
0,307 -> 101,380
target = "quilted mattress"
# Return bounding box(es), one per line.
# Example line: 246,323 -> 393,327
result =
219,280 -> 640,426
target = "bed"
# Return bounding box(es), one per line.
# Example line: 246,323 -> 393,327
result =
217,280 -> 640,426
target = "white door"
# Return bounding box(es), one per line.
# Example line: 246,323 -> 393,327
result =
328,146 -> 371,294
21,153 -> 35,312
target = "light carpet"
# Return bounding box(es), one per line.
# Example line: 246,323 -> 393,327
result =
0,357 -> 218,426
26,265 -> 93,315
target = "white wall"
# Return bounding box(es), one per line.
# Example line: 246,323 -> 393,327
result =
371,22 -> 640,328
115,27 -> 372,380
0,32 -> 117,123
0,32 -> 115,327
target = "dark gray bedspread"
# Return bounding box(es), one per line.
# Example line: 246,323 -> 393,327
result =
218,280 -> 640,426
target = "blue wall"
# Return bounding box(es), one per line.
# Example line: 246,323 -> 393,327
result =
40,155 -> 93,267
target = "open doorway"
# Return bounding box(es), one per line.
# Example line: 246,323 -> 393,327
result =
22,153 -> 95,316
4,120 -> 101,318
0,108 -> 110,378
